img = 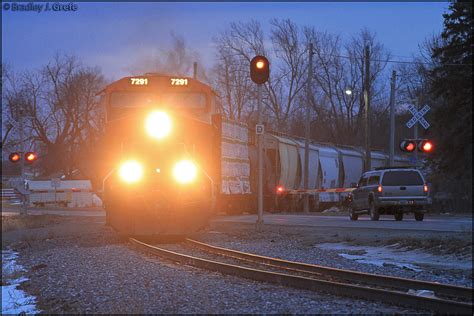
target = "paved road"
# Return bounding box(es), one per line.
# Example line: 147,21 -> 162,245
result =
214,214 -> 473,233
2,207 -> 471,233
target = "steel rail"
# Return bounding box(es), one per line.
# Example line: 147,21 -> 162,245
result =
186,238 -> 473,300
130,238 -> 473,314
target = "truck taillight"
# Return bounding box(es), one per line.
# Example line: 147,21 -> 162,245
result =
423,184 -> 428,193
377,185 -> 383,193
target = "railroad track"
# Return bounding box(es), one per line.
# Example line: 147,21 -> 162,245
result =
130,238 -> 473,314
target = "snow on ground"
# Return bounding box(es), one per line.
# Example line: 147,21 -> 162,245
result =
316,243 -> 472,272
2,249 -> 39,315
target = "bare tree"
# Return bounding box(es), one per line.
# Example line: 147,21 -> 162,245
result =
212,44 -> 255,120
3,55 -> 105,177
302,27 -> 391,146
213,19 -> 308,131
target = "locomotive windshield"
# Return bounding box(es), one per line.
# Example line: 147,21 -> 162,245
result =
161,92 -> 207,109
109,91 -> 207,110
110,92 -> 156,108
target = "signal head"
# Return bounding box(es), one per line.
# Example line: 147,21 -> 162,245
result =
9,152 -> 21,163
399,139 -> 416,152
418,139 -> 434,153
25,152 -> 38,163
250,55 -> 270,84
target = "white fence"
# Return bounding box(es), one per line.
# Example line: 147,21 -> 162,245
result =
27,180 -> 102,208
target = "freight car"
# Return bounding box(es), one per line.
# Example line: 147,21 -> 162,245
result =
218,131 -> 410,214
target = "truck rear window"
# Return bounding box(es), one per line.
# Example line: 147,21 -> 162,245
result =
382,171 -> 423,186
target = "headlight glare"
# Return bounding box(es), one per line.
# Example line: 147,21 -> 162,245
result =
146,111 -> 172,139
173,160 -> 197,184
119,160 -> 144,183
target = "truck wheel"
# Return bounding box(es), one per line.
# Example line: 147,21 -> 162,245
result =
394,211 -> 403,221
369,202 -> 379,221
414,212 -> 424,221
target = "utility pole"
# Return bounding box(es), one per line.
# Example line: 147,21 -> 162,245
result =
388,70 -> 397,166
303,43 -> 313,213
414,96 -> 419,165
256,83 -> 264,228
19,107 -> 27,216
364,45 -> 371,171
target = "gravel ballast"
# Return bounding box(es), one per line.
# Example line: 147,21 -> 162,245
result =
3,215 -> 472,314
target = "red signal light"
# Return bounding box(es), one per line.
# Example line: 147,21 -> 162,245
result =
419,140 -> 433,153
250,55 -> 270,84
9,152 -> 21,163
25,152 -> 38,163
276,186 -> 284,193
399,140 -> 416,152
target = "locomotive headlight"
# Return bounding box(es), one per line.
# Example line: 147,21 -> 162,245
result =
145,111 -> 172,139
119,160 -> 144,183
173,160 -> 197,184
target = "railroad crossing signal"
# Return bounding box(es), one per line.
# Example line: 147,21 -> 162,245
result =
406,105 -> 430,129
9,152 -> 21,163
8,151 -> 38,163
250,56 -> 270,84
418,139 -> 434,153
399,139 -> 434,153
25,152 -> 38,163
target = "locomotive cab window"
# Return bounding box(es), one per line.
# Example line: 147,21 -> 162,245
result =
161,92 -> 208,110
110,92 -> 156,108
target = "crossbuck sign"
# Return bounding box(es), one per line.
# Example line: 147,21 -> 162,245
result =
406,104 -> 430,129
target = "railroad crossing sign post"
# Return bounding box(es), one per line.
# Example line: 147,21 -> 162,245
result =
51,178 -> 61,205
406,104 -> 430,165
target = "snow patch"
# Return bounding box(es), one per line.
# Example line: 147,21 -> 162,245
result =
2,249 -> 39,315
316,243 -> 472,272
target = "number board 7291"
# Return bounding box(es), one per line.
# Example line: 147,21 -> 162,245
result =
170,78 -> 188,86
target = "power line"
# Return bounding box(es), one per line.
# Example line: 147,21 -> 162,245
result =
325,53 -> 472,67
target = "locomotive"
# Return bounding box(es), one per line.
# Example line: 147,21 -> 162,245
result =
100,74 -> 221,237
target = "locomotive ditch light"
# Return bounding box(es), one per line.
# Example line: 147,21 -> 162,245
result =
145,111 -> 172,139
25,152 -> 38,163
9,152 -> 21,163
119,160 -> 144,183
173,160 -> 198,184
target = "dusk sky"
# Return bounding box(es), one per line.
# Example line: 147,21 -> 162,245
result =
2,2 -> 449,80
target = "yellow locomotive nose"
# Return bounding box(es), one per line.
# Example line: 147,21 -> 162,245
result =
119,160 -> 144,183
145,111 -> 172,139
173,160 -> 197,184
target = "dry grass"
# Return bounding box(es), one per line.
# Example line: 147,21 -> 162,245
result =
386,236 -> 473,257
2,215 -> 62,232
